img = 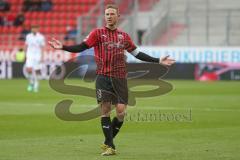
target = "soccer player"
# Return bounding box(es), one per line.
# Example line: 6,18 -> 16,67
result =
25,25 -> 45,92
49,4 -> 175,156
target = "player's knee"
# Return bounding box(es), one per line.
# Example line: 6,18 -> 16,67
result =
116,104 -> 127,120
116,103 -> 126,112
116,111 -> 126,121
101,102 -> 111,116
101,109 -> 111,117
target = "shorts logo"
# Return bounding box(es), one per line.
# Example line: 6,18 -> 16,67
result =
97,89 -> 102,99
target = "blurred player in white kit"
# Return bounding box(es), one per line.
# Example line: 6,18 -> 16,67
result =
25,25 -> 45,92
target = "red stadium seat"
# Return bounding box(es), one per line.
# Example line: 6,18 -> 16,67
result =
53,26 -> 66,34
28,19 -> 38,26
0,27 -> 3,34
1,27 -> 9,34
60,27 -> 66,33
11,5 -> 20,12
33,12 -> 40,19
52,0 -> 64,5
24,12 -> 32,19
9,27 -> 21,34
15,27 -> 22,34
14,41 -> 25,48
56,0 -> 66,4
9,0 -> 21,4
9,34 -> 17,41
37,12 -> 46,19
45,12 -> 53,19
60,5 -> 67,12
57,12 -> 67,19
38,19 -> 45,26
24,20 -> 32,26
68,12 -> 77,19
53,5 -> 61,11
41,27 -> 51,34
1,0 -> 100,49
44,19 -> 52,26
58,19 -> 67,26
68,19 -> 76,26
82,5 -> 92,13
67,0 -> 75,4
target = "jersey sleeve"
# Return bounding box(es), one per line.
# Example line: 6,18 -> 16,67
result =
125,33 -> 137,53
83,29 -> 98,48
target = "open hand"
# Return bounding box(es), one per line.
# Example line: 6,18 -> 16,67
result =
48,38 -> 63,49
160,55 -> 175,67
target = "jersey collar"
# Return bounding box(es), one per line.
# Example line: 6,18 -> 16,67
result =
105,26 -> 118,31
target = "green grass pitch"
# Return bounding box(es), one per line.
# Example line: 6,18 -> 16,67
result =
0,79 -> 239,160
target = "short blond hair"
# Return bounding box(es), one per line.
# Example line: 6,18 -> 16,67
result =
105,4 -> 119,14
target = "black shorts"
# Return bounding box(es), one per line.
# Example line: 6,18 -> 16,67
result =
95,75 -> 128,105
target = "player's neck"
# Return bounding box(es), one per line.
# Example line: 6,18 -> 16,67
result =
105,25 -> 117,31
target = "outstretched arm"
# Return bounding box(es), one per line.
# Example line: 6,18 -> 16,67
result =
48,38 -> 89,53
131,49 -> 175,67
125,34 -> 175,67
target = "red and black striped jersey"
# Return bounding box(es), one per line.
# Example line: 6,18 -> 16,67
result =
84,27 -> 136,78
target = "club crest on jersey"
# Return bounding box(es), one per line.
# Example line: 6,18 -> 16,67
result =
101,34 -> 108,41
101,34 -> 107,38
103,41 -> 125,51
118,34 -> 123,40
